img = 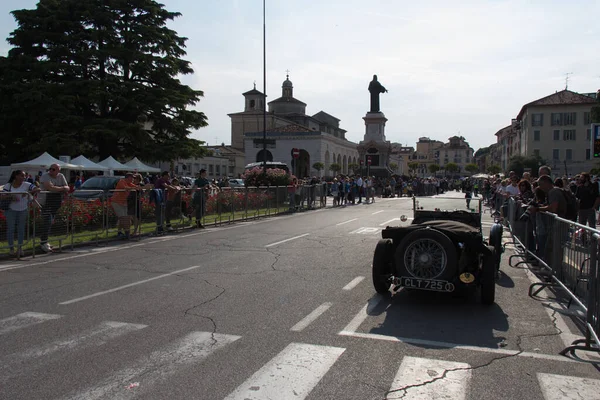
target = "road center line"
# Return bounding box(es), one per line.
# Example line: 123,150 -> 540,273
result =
290,302 -> 333,332
336,218 -> 358,226
59,265 -> 202,305
265,233 -> 309,248
379,218 -> 400,226
342,276 -> 365,291
371,210 -> 384,215
341,296 -> 384,333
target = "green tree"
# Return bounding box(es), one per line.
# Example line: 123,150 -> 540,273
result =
445,162 -> 459,174
348,163 -> 360,174
312,162 -> 324,175
0,0 -> 208,164
389,162 -> 398,172
408,161 -> 419,175
465,163 -> 479,174
329,163 -> 342,174
592,90 -> 600,123
488,164 -> 502,175
428,164 -> 440,175
508,155 -> 546,177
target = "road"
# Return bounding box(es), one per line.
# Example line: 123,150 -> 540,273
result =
0,192 -> 599,400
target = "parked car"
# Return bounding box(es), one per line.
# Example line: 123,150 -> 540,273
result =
229,179 -> 245,188
72,176 -> 122,201
371,197 -> 503,305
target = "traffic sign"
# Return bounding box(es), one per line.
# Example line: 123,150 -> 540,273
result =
292,148 -> 300,159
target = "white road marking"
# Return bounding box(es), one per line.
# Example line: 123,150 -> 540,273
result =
59,265 -> 202,305
336,218 -> 358,226
63,331 -> 240,400
1,321 -> 146,378
342,276 -> 365,291
387,356 -> 471,399
371,210 -> 385,215
380,218 -> 400,226
223,343 -> 345,400
0,312 -> 62,335
290,302 -> 333,332
265,233 -> 309,247
338,331 -> 577,362
538,373 -> 600,400
340,296 -> 384,333
349,227 -> 381,235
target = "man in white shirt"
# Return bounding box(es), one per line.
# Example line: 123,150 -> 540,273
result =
505,176 -> 520,197
39,163 -> 69,252
356,176 -> 363,204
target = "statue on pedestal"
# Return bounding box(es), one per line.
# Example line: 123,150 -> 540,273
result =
368,75 -> 387,113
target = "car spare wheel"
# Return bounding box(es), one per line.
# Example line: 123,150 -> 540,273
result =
480,246 -> 497,305
372,239 -> 393,294
395,228 -> 457,281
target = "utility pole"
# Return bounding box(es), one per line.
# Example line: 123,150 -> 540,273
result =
262,0 -> 267,173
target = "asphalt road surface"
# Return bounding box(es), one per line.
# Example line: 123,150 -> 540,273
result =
1,192 -> 599,400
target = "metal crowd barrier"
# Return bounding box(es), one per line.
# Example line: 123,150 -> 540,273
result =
0,185 -> 326,258
505,197 -> 600,361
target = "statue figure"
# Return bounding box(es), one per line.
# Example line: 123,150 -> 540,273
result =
368,75 -> 387,113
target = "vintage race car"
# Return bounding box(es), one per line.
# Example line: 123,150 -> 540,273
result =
372,197 -> 503,304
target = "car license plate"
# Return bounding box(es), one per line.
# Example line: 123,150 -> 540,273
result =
398,277 -> 455,292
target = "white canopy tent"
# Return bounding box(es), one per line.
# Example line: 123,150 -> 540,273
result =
123,157 -> 160,173
70,155 -> 109,171
97,156 -> 129,170
10,152 -> 83,170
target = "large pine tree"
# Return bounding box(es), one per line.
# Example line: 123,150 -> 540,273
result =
0,0 -> 208,164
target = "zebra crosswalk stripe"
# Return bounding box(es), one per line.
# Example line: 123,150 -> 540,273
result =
0,321 -> 147,383
62,331 -> 241,400
537,372 -> 600,400
223,343 -> 345,400
0,312 -> 62,335
386,356 -> 472,400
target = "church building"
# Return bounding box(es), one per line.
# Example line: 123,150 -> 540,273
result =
228,74 -> 359,177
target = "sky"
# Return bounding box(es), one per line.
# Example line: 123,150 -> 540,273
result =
1,0 -> 599,152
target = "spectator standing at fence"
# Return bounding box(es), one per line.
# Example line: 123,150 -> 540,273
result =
153,171 -> 177,233
528,175 -> 567,262
505,176 -> 520,197
518,179 -> 534,202
128,174 -> 151,236
575,172 -> 599,229
39,164 -> 69,253
192,169 -> 212,228
165,178 -> 182,232
3,170 -> 40,257
112,173 -> 138,240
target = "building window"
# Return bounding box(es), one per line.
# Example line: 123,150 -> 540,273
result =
533,149 -> 540,158
586,149 -> 591,160
587,128 -> 592,141
249,99 -> 256,109
563,130 -> 576,141
552,149 -> 559,160
215,165 -> 220,175
208,164 -> 213,174
566,149 -> 572,160
584,112 -> 591,125
533,130 -> 540,141
563,112 -> 576,125
531,113 -> 543,127
551,113 -> 562,126
553,130 -> 559,141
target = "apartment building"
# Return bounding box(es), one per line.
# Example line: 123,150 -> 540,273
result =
516,89 -> 597,175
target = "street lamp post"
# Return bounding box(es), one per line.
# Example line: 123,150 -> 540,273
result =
262,0 -> 267,174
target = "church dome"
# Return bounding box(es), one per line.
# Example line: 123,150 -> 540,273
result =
282,77 -> 293,88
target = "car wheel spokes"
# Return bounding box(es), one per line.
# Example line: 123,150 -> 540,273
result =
404,238 -> 447,279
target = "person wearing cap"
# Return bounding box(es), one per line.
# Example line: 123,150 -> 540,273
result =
112,173 -> 138,239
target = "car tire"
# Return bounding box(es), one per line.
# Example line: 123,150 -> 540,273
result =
481,247 -> 496,305
372,239 -> 393,295
395,228 -> 457,281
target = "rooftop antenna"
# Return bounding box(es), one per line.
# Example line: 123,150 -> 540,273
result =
565,72 -> 573,90
253,80 -> 256,89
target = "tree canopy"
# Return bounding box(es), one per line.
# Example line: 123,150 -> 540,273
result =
507,155 -> 546,177
0,0 -> 208,164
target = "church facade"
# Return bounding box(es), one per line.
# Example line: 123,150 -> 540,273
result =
229,75 -> 359,177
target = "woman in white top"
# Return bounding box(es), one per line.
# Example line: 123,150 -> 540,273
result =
3,170 -> 40,256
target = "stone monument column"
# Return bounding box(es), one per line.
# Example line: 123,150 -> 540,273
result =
358,75 -> 392,177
